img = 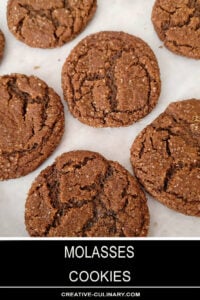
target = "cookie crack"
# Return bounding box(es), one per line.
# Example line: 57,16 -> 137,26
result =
1,117 -> 63,168
165,138 -> 171,156
17,3 -> 55,38
81,200 -> 100,236
82,165 -> 118,236
163,113 -> 200,145
163,159 -> 200,193
106,51 -> 123,111
138,60 -> 151,110
154,126 -> 179,137
2,77 -> 62,158
138,139 -> 146,159
15,15 -> 26,37
163,164 -> 177,191
157,4 -> 176,15
134,167 -> 156,187
7,77 -> 49,123
75,156 -> 96,169
73,51 -> 123,121
45,165 -> 113,236
119,173 -> 147,236
45,165 -> 60,208
44,157 -> 103,234
16,2 -> 71,44
44,199 -> 95,236
75,73 -> 105,103
60,156 -> 96,174
166,191 -> 189,202
69,44 -> 155,118
105,115 -> 123,125
158,1 -> 200,42
51,0 -> 77,42
40,86 -> 50,128
170,40 -> 194,49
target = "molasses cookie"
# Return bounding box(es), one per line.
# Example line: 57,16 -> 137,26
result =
152,0 -> 200,59
0,30 -> 5,62
131,99 -> 200,216
62,31 -> 161,127
7,0 -> 97,48
25,150 -> 149,237
0,74 -> 64,180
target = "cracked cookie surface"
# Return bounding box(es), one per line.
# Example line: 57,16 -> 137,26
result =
131,99 -> 200,216
62,31 -> 161,127
7,0 -> 97,48
0,30 -> 5,62
25,150 -> 149,237
0,74 -> 64,180
152,0 -> 200,58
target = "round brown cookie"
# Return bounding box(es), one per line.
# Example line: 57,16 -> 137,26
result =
7,0 -> 97,48
152,0 -> 200,59
0,74 -> 64,180
62,31 -> 161,127
131,99 -> 200,216
25,150 -> 149,237
0,30 -> 5,62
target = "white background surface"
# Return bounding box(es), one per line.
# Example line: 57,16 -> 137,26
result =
0,0 -> 200,237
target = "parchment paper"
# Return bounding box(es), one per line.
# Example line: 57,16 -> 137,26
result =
0,0 -> 200,237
